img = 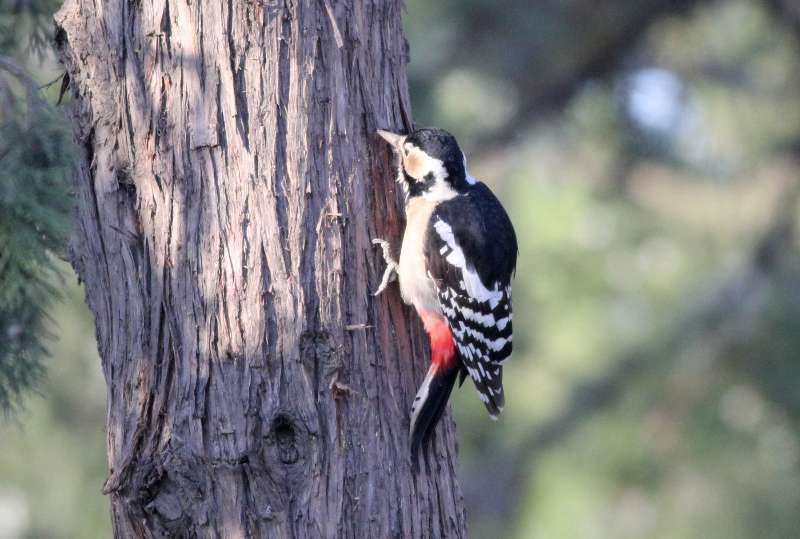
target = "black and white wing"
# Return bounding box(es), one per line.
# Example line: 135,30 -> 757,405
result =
425,183 -> 517,416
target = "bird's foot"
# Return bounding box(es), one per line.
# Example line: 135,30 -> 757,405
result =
372,238 -> 398,296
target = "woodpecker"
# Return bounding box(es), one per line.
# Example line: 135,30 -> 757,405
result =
373,127 -> 518,462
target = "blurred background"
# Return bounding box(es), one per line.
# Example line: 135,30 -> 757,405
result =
2,0 -> 800,537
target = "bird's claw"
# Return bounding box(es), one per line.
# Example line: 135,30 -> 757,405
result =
372,238 -> 398,296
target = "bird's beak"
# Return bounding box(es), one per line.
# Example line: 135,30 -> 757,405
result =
377,129 -> 404,149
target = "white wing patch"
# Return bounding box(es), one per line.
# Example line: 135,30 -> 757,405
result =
433,219 -> 504,309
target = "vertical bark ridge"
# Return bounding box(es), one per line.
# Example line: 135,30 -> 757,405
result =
55,0 -> 467,536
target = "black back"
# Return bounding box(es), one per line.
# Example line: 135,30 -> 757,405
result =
427,182 -> 517,287
423,181 -> 518,415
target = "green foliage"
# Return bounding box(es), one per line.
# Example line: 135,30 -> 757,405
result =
0,278 -> 111,538
0,0 -> 63,58
0,99 -> 72,411
0,0 -> 73,412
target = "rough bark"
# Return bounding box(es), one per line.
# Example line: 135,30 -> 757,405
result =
53,0 -> 466,536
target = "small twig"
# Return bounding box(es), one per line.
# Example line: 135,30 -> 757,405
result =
39,72 -> 65,90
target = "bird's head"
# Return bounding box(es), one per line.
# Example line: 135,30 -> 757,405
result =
377,127 -> 474,201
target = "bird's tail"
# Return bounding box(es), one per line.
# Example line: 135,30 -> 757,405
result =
409,360 -> 460,465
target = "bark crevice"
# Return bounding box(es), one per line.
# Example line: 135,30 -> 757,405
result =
55,0 -> 467,536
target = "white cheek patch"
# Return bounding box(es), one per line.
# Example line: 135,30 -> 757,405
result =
403,144 -> 447,181
403,144 -> 457,201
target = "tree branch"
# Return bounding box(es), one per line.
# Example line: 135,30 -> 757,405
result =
460,0 -> 706,159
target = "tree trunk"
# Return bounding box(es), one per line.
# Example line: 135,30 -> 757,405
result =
53,0 -> 466,536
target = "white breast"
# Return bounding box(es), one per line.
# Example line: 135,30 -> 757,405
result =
398,197 -> 441,314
